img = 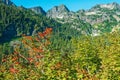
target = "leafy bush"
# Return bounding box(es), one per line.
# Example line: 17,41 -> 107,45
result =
0,29 -> 120,79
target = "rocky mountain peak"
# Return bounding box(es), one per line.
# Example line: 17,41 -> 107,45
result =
2,0 -> 14,5
58,4 -> 70,12
47,4 -> 70,18
111,2 -> 120,9
48,4 -> 70,13
112,2 -> 119,5
30,6 -> 46,15
88,2 -> 120,12
100,2 -> 120,9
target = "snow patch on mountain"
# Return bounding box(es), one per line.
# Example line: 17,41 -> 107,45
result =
100,4 -> 116,9
85,12 -> 97,15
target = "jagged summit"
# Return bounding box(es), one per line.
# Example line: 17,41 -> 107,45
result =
0,0 -> 14,5
47,4 -> 70,13
90,2 -> 120,11
100,2 -> 120,9
46,4 -> 70,18
58,4 -> 70,12
29,6 -> 46,15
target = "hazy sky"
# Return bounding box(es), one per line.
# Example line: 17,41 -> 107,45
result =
11,0 -> 120,11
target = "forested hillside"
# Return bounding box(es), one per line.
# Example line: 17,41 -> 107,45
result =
0,2 -> 60,43
0,0 -> 120,79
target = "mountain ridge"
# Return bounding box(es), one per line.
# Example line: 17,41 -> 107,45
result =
29,2 -> 120,14
0,0 -> 15,5
46,4 -> 70,18
26,2 -> 120,36
1,0 -> 120,42
29,6 -> 46,15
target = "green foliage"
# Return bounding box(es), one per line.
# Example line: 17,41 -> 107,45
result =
71,32 -> 120,79
0,3 -> 61,43
71,36 -> 101,74
1,1 -> 120,80
1,27 -> 120,79
93,19 -> 118,33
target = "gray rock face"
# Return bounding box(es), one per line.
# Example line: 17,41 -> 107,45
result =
30,6 -> 46,15
80,2 -> 120,25
2,0 -> 14,5
89,2 -> 120,11
46,2 -> 120,25
46,2 -> 120,35
47,4 -> 70,18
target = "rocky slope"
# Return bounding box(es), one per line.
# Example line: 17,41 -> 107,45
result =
45,2 -> 120,35
29,2 -> 120,36
1,0 -> 120,44
47,4 -> 70,19
78,2 -> 120,24
0,0 -> 14,5
46,2 -> 120,24
29,6 -> 46,15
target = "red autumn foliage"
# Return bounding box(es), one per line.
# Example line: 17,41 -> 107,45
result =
34,62 -> 39,67
39,49 -> 44,53
38,28 -> 52,38
36,55 -> 44,59
22,40 -> 26,44
12,57 -> 18,62
24,36 -> 33,41
9,67 -> 19,74
33,48 -> 44,53
14,51 -> 19,54
35,37 -> 40,42
14,62 -> 20,65
51,62 -> 62,70
2,58 -> 7,62
27,58 -> 34,63
54,62 -> 61,69
45,28 -> 52,34
38,32 -> 45,38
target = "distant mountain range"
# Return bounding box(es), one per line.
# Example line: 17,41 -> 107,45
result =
30,2 -> 120,36
0,0 -> 120,43
0,0 -> 14,5
30,2 -> 120,23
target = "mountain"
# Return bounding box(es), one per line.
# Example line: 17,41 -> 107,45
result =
90,2 -> 120,11
29,6 -> 46,15
47,4 -> 70,18
80,2 -> 120,33
1,0 -> 120,44
0,2 -> 61,43
47,2 -> 120,24
0,0 -> 14,5
0,0 -> 93,44
46,4 -> 93,35
46,2 -> 120,35
78,2 -> 120,24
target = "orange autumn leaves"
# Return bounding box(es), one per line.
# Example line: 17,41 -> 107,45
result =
33,48 -> 44,53
38,28 -> 52,39
9,67 -> 19,74
20,27 -> 53,65
51,62 -> 62,70
1,27 -> 53,76
22,27 -> 52,46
